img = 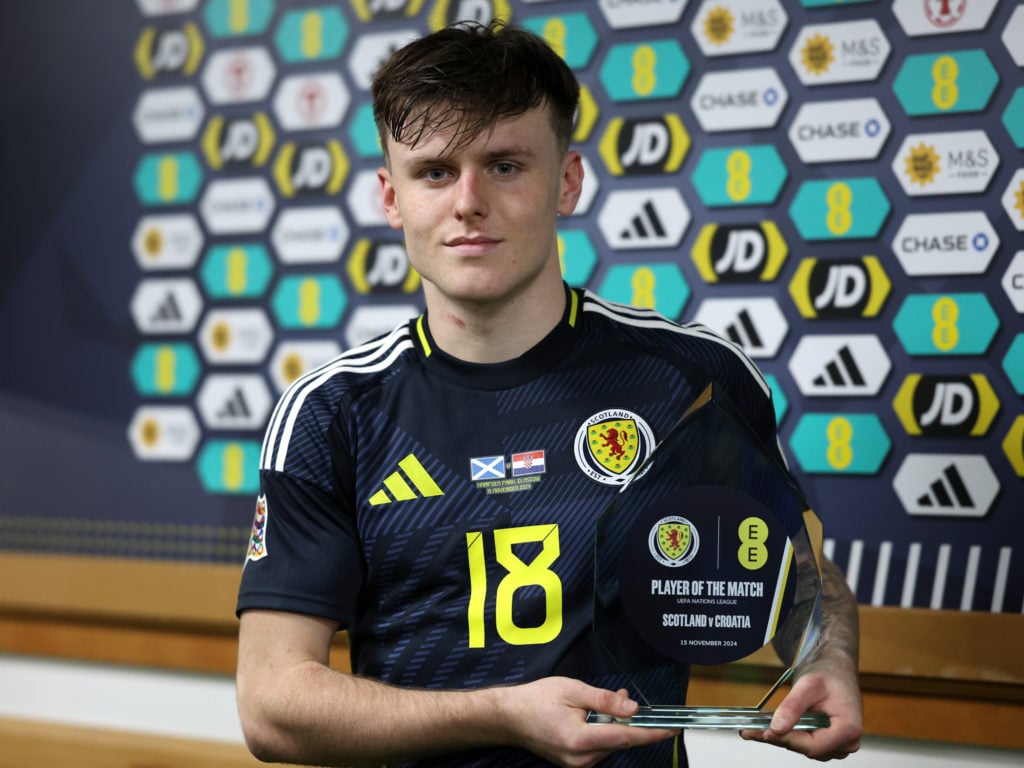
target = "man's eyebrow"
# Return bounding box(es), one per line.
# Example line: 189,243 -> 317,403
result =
398,144 -> 537,171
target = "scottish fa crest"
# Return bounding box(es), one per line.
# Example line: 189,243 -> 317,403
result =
574,408 -> 655,486
650,515 -> 700,568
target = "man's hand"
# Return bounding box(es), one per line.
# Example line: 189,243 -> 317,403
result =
740,656 -> 862,760
503,677 -> 678,768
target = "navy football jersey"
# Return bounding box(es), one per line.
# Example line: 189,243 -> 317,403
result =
237,285 -> 778,767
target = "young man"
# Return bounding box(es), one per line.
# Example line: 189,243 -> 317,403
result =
236,22 -> 862,767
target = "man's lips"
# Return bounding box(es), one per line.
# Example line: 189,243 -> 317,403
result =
445,236 -> 502,254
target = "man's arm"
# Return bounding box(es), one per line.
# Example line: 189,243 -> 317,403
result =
236,609 -> 676,768
741,559 -> 863,761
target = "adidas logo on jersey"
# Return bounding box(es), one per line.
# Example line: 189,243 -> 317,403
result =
368,453 -> 444,506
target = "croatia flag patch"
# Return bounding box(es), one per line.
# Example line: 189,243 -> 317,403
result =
511,450 -> 546,477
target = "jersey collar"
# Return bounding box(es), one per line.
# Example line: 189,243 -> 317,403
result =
411,283 -> 582,390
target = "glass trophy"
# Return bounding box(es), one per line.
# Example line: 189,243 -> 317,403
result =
587,382 -> 829,730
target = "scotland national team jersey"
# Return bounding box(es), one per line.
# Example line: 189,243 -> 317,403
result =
237,285 -> 778,767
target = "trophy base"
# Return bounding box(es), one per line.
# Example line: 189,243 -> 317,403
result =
586,706 -> 829,730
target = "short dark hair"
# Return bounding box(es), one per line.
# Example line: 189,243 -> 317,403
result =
371,21 -> 579,159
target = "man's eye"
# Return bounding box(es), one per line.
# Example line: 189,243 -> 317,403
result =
424,168 -> 448,181
494,162 -> 516,175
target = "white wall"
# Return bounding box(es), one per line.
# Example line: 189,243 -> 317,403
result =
1,654 -> 1021,765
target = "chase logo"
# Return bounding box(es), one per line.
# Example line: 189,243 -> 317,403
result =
789,178 -> 890,241
351,0 -> 427,22
787,97 -> 889,164
597,264 -> 690,320
200,47 -> 276,105
691,0 -> 787,57
892,454 -> 999,518
692,297 -> 788,359
598,115 -> 690,176
273,72 -> 350,131
127,405 -> 200,462
133,152 -> 203,206
789,19 -> 889,86
522,13 -> 599,70
690,222 -> 788,284
197,440 -> 261,495
789,255 -> 890,320
368,454 -> 444,505
599,40 -> 690,102
893,293 -> 999,356
271,274 -> 347,330
429,0 -> 512,30
347,239 -> 421,295
893,374 -> 1000,438
597,188 -> 691,250
273,140 -> 349,197
275,6 -> 350,63
893,131 -> 998,196
891,212 -> 998,277
599,0 -> 686,29
197,374 -> 273,431
690,68 -> 787,132
272,206 -> 349,264
893,51 -> 998,116
789,413 -> 890,475
134,23 -> 204,79
202,112 -> 275,170
198,309 -> 274,365
692,145 -> 787,207
132,86 -> 205,144
204,0 -> 273,38
199,177 -> 275,235
199,243 -> 273,299
893,0 -> 998,37
788,335 -> 891,397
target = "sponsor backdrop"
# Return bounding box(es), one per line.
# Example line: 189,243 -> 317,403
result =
1,0 -> 1022,617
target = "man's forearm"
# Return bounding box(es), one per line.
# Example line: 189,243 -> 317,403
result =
816,558 -> 860,668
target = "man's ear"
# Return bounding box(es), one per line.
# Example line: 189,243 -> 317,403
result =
377,165 -> 403,230
557,150 -> 584,217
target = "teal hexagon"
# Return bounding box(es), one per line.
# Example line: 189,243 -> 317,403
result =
349,102 -> 383,158
764,373 -> 789,427
789,178 -> 890,241
691,145 -> 788,207
893,293 -> 999,356
893,50 -> 998,116
204,0 -> 274,37
597,263 -> 690,320
130,342 -> 201,396
196,439 -> 261,495
558,229 -> 598,287
790,414 -> 890,475
200,243 -> 273,299
522,13 -> 598,70
1002,88 -> 1024,149
1003,334 -> 1024,395
599,40 -> 690,102
272,274 -> 347,329
133,152 -> 203,206
275,5 -> 349,63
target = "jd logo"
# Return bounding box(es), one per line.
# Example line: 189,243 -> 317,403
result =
893,373 -> 999,437
790,256 -> 889,319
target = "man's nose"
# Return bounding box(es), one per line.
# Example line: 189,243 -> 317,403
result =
453,170 -> 487,220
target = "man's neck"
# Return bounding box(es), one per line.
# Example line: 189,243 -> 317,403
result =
422,279 -> 567,364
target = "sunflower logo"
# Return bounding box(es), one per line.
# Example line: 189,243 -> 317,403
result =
704,6 -> 734,45
904,142 -> 941,186
802,34 -> 834,75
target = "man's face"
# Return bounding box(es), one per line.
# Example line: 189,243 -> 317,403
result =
377,106 -> 583,307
